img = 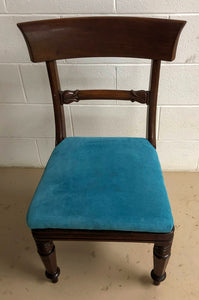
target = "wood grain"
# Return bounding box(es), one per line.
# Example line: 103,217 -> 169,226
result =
17,17 -> 186,62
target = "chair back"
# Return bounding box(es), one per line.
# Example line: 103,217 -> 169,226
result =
18,17 -> 185,147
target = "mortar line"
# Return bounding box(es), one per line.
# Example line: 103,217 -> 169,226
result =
35,139 -> 43,167
68,106 -> 74,137
17,64 -> 28,103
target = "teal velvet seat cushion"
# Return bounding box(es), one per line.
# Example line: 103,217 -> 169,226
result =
27,137 -> 173,233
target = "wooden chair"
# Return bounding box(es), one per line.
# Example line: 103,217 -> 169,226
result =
17,17 -> 185,285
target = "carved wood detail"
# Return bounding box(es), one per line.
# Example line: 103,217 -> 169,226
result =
35,240 -> 54,256
153,243 -> 172,259
60,89 -> 80,104
60,89 -> 149,104
130,90 -> 149,104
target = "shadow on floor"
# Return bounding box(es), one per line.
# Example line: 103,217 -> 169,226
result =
0,167 -> 152,286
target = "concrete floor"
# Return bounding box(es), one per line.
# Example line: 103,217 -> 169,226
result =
0,168 -> 199,300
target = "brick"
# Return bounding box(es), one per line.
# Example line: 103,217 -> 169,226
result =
159,65 -> 199,105
0,0 -> 6,12
0,138 -> 41,167
59,65 -> 116,90
6,0 -> 114,13
157,141 -> 199,170
0,104 -> 54,137
0,16 -> 58,63
171,15 -> 199,63
36,138 -> 54,167
159,107 -> 199,140
117,0 -> 199,13
0,16 -> 29,63
0,65 -> 25,103
116,65 -> 199,105
20,64 -> 116,104
0,104 -> 72,138
70,105 -> 147,137
66,57 -> 150,64
117,65 -> 150,91
20,64 -> 51,103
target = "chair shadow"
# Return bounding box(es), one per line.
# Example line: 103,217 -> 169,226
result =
0,168 -> 153,286
56,240 -> 153,286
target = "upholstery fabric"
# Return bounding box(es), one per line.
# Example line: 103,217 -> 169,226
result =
27,137 -> 173,233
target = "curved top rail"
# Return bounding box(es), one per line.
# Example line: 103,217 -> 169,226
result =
17,17 -> 186,62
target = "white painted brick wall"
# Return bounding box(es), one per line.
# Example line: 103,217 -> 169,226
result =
0,65 -> 25,103
6,0 -> 115,14
0,0 -> 198,170
0,138 -> 41,167
0,1 -> 5,13
116,1 -> 199,13
70,105 -> 147,137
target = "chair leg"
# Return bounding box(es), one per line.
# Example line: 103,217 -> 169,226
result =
151,241 -> 172,285
35,239 -> 60,283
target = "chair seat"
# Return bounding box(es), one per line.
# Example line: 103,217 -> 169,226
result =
27,137 -> 173,233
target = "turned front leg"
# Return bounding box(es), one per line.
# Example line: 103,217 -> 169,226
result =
151,242 -> 172,285
35,239 -> 60,283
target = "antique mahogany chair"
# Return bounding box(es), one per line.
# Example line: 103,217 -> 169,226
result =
18,17 -> 185,285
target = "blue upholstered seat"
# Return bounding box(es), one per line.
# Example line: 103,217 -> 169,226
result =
27,137 -> 173,233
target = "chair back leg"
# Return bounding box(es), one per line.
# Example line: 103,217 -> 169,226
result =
35,239 -> 60,283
